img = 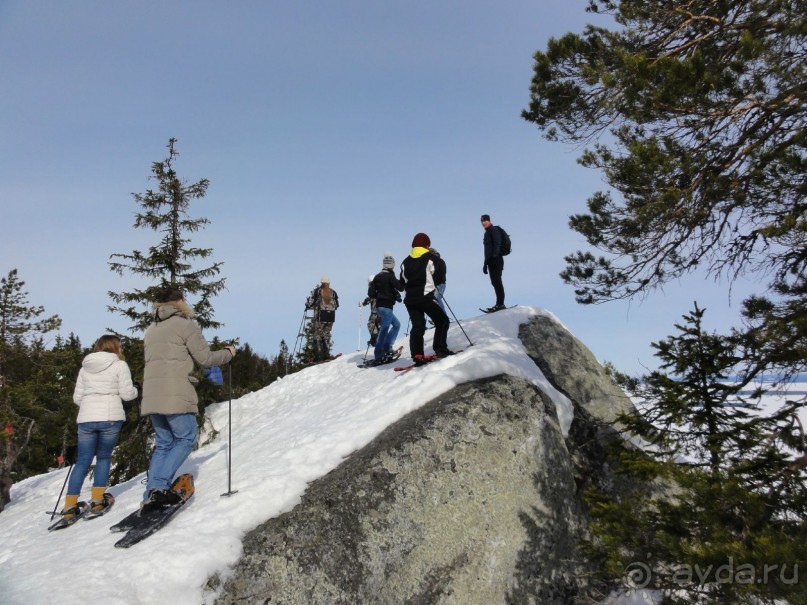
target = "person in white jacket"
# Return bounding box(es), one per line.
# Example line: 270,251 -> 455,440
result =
61,335 -> 138,518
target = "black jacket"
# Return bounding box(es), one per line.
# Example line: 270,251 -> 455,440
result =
399,248 -> 444,304
483,225 -> 502,261
430,250 -> 446,287
369,269 -> 403,309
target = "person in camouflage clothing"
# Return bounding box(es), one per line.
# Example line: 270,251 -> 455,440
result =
305,276 -> 340,361
360,275 -> 380,347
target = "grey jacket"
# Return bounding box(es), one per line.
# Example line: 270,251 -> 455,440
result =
142,300 -> 233,416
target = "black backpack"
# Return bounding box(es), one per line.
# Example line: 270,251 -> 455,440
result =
496,226 -> 512,256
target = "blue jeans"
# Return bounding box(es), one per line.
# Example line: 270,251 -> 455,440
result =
374,306 -> 401,361
144,413 -> 198,499
67,421 -> 124,495
435,283 -> 447,314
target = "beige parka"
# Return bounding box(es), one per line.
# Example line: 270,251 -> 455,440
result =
142,300 -> 233,416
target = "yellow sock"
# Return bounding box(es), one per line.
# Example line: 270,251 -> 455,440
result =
91,487 -> 106,502
63,494 -> 79,517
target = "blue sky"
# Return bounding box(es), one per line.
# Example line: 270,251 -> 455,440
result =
0,1 -> 758,374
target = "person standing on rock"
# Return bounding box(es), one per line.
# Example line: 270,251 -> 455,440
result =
369,252 -> 403,365
399,233 -> 453,365
305,276 -> 340,362
481,214 -> 506,312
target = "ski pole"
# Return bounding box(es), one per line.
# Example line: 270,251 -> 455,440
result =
441,295 -> 474,347
357,301 -> 362,351
221,362 -> 238,497
50,462 -> 73,520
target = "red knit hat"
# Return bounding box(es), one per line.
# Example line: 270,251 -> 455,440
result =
411,233 -> 431,248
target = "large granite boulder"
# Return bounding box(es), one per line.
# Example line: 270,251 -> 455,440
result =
214,314 -> 634,604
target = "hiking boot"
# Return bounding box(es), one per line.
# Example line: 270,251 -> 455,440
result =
413,354 -> 436,366
90,493 -> 114,515
146,488 -> 182,506
60,503 -> 86,520
435,349 -> 455,358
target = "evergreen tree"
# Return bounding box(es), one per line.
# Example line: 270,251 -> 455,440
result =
16,334 -> 85,479
108,137 -> 226,331
522,0 -> 807,379
48,334 -> 86,462
524,9 -> 807,597
106,138 -> 228,482
0,269 -> 62,511
108,336 -> 147,485
297,317 -> 319,364
589,305 -> 806,604
274,339 -> 293,376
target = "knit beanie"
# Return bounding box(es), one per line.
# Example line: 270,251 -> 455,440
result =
481,214 -> 491,222
382,252 -> 395,269
411,233 -> 431,248
321,275 -> 330,284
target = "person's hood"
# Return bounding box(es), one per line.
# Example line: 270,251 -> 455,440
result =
82,351 -> 120,374
409,246 -> 430,258
153,299 -> 195,322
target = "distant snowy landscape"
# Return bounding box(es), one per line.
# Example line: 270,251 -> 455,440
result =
0,306 -> 803,605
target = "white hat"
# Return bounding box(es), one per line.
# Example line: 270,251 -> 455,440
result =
321,275 -> 330,284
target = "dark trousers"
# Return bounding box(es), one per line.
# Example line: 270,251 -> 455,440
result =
487,256 -> 505,306
405,296 -> 450,357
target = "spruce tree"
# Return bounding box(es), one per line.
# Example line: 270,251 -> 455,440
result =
108,137 -> 226,331
297,317 -> 319,364
16,334 -> 85,479
274,339 -> 292,376
590,305 -> 806,604
106,138 -> 226,482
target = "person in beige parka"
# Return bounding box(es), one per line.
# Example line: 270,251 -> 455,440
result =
141,287 -> 235,506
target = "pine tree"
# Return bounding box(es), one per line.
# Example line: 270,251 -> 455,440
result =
522,0 -> 807,381
523,9 -> 807,597
108,137 -> 226,332
0,269 -> 61,511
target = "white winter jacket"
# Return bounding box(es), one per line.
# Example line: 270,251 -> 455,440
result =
73,351 -> 138,423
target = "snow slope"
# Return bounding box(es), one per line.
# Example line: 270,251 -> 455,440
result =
0,306 -> 574,605
1,305 -> 801,605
